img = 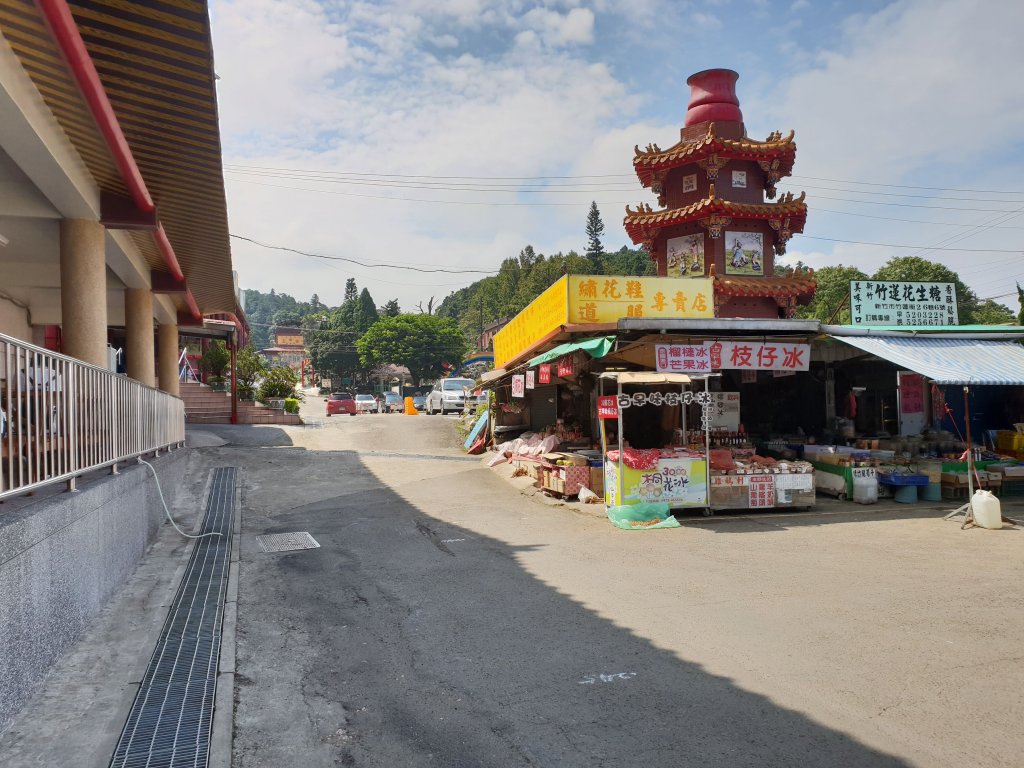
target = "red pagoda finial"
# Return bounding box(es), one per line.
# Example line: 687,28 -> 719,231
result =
685,68 -> 742,127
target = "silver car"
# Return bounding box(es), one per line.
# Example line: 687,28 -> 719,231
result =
425,377 -> 475,415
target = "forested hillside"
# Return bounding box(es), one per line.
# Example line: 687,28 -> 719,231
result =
436,245 -> 653,343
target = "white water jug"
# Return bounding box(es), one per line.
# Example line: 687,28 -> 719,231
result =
972,490 -> 1002,529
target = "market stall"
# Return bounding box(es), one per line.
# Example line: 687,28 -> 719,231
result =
598,372 -> 712,511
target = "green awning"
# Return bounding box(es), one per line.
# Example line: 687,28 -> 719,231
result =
527,336 -> 616,367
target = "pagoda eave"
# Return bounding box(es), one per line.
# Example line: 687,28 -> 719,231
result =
633,128 -> 797,188
623,194 -> 807,246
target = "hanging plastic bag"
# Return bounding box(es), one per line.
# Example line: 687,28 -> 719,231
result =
606,502 -> 680,530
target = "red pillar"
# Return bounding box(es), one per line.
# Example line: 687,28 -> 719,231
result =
230,341 -> 238,424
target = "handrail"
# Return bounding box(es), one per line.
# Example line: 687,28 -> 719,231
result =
1,332 -> 184,501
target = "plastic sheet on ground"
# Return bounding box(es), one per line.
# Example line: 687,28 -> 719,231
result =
606,502 -> 680,530
488,433 -> 561,466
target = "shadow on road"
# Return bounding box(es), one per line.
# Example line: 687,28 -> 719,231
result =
220,445 -> 910,768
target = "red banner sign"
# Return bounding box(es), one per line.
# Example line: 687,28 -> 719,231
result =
597,395 -> 619,419
557,354 -> 575,377
537,364 -> 551,385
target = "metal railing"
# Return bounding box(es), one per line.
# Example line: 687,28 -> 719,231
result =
1,332 -> 185,501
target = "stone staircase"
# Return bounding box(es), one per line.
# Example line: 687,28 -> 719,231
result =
179,381 -> 303,425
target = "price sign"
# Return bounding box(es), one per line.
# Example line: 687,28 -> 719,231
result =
511,374 -> 525,398
557,354 -> 575,377
537,364 -> 551,385
525,369 -> 535,389
597,396 -> 619,419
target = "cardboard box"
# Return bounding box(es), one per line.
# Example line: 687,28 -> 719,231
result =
563,466 -> 589,496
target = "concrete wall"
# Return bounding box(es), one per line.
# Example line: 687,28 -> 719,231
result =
0,296 -> 30,342
0,447 -> 189,730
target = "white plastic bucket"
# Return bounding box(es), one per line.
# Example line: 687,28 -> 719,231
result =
853,476 -> 878,505
972,490 -> 1002,530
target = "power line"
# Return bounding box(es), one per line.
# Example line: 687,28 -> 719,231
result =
230,234 -> 500,274
800,235 -> 1023,253
223,163 -> 1024,196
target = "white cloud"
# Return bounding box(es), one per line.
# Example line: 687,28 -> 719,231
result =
522,7 -> 595,46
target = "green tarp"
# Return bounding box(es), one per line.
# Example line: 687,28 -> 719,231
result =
527,336 -> 616,367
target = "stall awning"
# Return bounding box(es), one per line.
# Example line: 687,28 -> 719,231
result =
527,336 -> 616,367
834,336 -> 1024,385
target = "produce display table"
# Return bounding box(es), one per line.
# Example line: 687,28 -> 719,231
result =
708,471 -> 815,510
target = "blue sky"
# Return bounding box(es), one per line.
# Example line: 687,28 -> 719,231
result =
210,0 -> 1024,314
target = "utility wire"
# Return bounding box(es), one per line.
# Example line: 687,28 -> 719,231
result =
230,234 -> 500,274
223,163 -> 1024,196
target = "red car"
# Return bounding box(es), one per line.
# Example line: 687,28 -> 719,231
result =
326,391 -> 357,416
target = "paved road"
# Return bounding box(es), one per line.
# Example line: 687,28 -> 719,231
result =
191,406 -> 1023,768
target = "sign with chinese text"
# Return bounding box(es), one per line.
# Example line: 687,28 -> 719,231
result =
850,281 -> 958,326
493,276 -> 568,368
597,396 -> 619,419
655,344 -> 711,373
493,274 -> 716,368
525,369 -> 535,389
706,341 -> 809,372
749,475 -> 775,508
898,372 -> 924,413
275,334 -> 304,347
567,275 -> 713,324
709,392 -> 741,431
537,364 -> 551,385
610,458 -> 708,507
557,354 -> 575,377
511,374 -> 525,398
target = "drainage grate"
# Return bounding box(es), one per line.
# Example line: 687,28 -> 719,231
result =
109,466 -> 236,768
256,531 -> 320,553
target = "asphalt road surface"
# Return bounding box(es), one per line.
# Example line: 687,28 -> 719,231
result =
190,405 -> 1022,768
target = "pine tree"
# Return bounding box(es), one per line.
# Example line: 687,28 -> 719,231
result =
1018,283 -> 1024,325
343,278 -> 358,304
585,201 -> 605,268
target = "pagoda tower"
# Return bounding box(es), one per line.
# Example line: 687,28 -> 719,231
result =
624,69 -> 816,318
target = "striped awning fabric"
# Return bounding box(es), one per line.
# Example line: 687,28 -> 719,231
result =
834,336 -> 1024,385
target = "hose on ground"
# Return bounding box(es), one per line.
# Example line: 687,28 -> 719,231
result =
138,457 -> 222,540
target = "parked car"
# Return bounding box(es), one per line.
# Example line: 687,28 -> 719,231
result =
381,392 -> 404,413
425,377 -> 476,414
325,391 -> 356,416
412,395 -> 427,412
354,394 -> 378,414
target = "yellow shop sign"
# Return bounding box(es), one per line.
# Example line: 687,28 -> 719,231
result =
492,275 -> 715,368
567,276 -> 713,324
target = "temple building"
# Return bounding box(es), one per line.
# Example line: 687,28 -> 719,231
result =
625,68 -> 816,318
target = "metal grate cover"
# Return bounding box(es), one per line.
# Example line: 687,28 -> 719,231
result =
109,466 -> 236,768
256,531 -> 320,553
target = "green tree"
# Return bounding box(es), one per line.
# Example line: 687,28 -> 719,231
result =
357,314 -> 467,385
257,365 -> 299,402
1017,283 -> 1024,325
355,287 -> 379,332
306,327 -> 359,380
379,299 -> 401,317
585,201 -> 605,268
601,245 -> 654,276
234,344 -> 267,400
795,264 -> 869,324
343,278 -> 358,304
972,299 -> 1016,325
199,340 -> 230,380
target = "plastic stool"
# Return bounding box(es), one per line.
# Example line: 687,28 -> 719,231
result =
894,486 -> 918,504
